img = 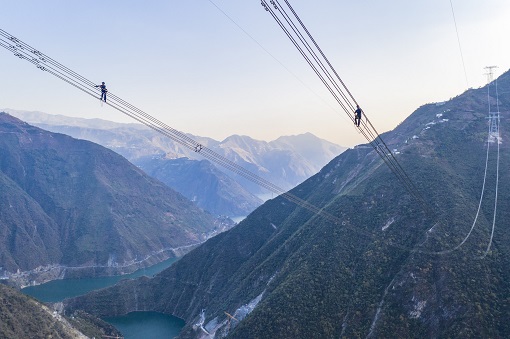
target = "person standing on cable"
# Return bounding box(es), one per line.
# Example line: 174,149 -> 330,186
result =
354,104 -> 363,127
95,82 -> 107,102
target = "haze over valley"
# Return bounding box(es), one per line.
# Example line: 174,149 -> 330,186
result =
0,109 -> 345,338
1,68 -> 507,338
1,0 -> 509,337
4,108 -> 345,217
64,69 -> 510,338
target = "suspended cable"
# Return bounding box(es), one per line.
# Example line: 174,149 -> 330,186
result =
264,0 -> 429,211
481,77 -> 501,258
449,0 -> 469,88
258,1 -> 508,258
417,74 -> 501,256
1,27 -> 449,256
282,0 -> 429,210
482,113 -> 500,257
207,0 -> 353,126
0,28 -> 382,242
2,26 -> 491,257
260,0 -> 434,216
0,28 -> 467,258
258,2 -> 424,208
420,114 -> 492,256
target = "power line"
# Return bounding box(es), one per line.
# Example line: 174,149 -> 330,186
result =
481,72 -> 501,258
427,110 -> 492,255
258,1 -> 507,257
449,0 -> 469,88
0,28 -> 379,241
260,0 -> 434,217
207,0 -> 353,125
416,69 -> 501,256
2,25 -> 487,257
269,0 -> 429,209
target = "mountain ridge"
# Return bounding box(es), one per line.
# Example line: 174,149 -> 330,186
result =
63,69 -> 510,337
3,108 -> 346,196
0,113 -> 232,287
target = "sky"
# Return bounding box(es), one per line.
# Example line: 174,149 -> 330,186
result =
1,0 -> 509,147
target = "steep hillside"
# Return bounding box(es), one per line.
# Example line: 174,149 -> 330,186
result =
135,156 -> 262,217
0,117 -> 262,217
65,70 -> 510,338
0,283 -> 120,338
0,114 -> 232,286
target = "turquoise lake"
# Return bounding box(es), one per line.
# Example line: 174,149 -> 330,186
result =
22,257 -> 185,337
104,311 -> 185,339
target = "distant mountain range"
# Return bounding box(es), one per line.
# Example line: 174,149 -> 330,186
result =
216,133 -> 346,193
65,70 -> 510,338
3,109 -> 346,216
0,113 -> 232,287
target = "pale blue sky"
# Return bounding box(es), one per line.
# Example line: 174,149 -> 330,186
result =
1,0 -> 509,146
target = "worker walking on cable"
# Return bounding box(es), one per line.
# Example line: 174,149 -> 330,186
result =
95,82 -> 107,102
354,105 -> 363,127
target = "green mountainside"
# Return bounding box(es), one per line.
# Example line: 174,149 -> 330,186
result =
134,156 -> 262,217
64,70 -> 509,338
0,114 -> 232,286
0,283 -> 120,338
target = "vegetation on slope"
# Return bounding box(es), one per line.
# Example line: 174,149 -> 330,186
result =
0,114 -> 230,285
0,283 -> 120,338
64,71 -> 510,338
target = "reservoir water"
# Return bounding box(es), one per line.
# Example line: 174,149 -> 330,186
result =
104,311 -> 185,339
22,257 -> 185,337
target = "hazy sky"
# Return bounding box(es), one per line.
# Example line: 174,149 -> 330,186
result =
1,0 -> 509,147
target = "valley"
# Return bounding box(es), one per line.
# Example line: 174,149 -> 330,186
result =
62,70 -> 510,338
22,257 -> 184,338
4,108 -> 346,218
0,113 -> 234,287
1,71 -> 508,337
0,110 -> 344,338
0,2 -> 508,336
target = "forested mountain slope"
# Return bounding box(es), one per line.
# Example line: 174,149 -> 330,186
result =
0,283 -> 120,338
135,156 -> 262,217
65,70 -> 510,338
0,114 -> 231,286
